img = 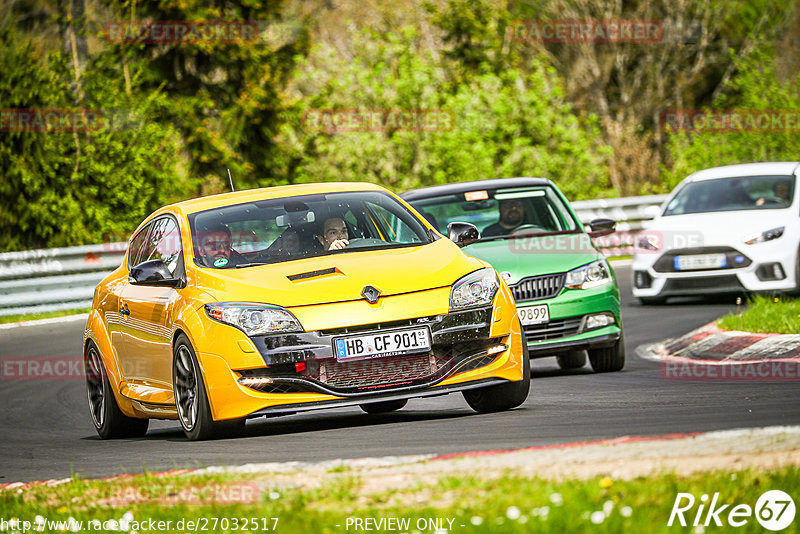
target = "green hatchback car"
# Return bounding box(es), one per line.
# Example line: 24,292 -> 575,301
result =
402,178 -> 624,372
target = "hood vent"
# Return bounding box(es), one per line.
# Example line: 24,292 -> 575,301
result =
287,267 -> 338,281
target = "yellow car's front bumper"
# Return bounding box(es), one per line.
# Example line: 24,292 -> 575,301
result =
194,284 -> 525,421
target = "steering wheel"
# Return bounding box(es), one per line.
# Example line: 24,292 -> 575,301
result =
510,224 -> 546,236
757,196 -> 788,207
345,238 -> 386,249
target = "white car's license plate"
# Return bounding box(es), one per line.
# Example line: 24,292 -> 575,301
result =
518,304 -> 549,325
675,254 -> 727,270
334,327 -> 431,361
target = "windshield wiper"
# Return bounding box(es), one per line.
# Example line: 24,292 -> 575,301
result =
235,262 -> 273,268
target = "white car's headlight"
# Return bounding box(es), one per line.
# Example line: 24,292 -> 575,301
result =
565,260 -> 611,290
205,302 -> 302,335
450,268 -> 499,310
744,226 -> 784,245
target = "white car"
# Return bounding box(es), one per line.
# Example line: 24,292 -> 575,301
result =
632,162 -> 800,304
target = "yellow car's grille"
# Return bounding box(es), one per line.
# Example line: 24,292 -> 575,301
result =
308,354 -> 448,390
237,338 -> 503,394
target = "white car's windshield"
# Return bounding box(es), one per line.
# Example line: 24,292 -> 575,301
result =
408,186 -> 580,240
664,175 -> 795,216
188,191 -> 431,268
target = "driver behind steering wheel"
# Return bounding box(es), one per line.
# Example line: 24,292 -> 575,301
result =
317,216 -> 349,250
482,199 -> 526,237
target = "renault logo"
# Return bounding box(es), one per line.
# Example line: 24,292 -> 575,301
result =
361,285 -> 381,304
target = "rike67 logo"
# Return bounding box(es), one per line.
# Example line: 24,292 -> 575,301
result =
669,490 -> 796,531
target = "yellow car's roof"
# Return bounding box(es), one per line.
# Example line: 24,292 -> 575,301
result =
167,182 -> 390,216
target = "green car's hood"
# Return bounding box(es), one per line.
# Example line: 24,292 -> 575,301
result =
461,234 -> 602,285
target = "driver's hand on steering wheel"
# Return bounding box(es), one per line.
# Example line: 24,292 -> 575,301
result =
329,238 -> 349,250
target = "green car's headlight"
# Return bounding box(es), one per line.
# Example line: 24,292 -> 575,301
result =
205,302 -> 302,335
565,260 -> 611,290
450,268 -> 500,310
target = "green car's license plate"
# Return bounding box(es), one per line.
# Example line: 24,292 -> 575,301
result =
518,304 -> 549,325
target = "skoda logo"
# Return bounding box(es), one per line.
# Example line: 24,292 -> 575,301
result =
362,285 -> 381,304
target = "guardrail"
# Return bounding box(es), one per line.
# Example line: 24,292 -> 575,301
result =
0,243 -> 127,317
571,194 -> 668,256
0,194 -> 667,317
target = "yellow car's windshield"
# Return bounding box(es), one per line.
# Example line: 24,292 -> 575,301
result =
188,191 -> 432,268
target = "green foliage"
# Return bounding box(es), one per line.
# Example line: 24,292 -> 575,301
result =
2,465 -> 799,533
0,25 -> 189,251
425,0 -> 513,77
288,29 -> 612,200
662,44 -> 800,190
718,295 -> 800,334
103,0 -> 310,191
2,0 -> 798,251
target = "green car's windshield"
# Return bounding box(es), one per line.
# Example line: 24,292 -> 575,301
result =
408,186 -> 580,240
188,191 -> 431,268
663,175 -> 795,216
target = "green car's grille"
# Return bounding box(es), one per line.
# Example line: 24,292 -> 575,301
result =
510,273 -> 565,302
523,315 -> 583,342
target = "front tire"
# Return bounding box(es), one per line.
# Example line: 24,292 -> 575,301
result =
85,341 -> 149,439
173,334 -> 245,441
556,350 -> 586,370
587,332 -> 626,373
793,248 -> 800,296
359,399 -> 408,414
463,338 -> 531,413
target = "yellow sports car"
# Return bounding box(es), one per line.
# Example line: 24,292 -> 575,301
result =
84,182 -> 529,440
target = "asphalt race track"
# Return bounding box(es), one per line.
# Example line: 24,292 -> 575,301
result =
2,264 -> 799,482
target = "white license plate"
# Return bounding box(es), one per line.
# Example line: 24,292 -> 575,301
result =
518,304 -> 549,325
675,254 -> 727,270
334,327 -> 431,361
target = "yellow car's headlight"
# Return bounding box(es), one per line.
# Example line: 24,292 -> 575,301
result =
450,268 -> 499,310
204,302 -> 302,335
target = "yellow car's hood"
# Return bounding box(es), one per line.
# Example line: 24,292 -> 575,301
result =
192,238 -> 485,308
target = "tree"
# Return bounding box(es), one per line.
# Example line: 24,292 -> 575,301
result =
100,0 -> 310,192
0,25 -> 188,251
662,44 -> 800,188
287,28 -> 611,199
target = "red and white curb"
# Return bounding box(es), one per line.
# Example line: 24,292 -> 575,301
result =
637,322 -> 800,363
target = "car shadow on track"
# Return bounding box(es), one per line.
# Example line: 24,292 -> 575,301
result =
530,367 -> 595,379
81,408 -> 486,442
631,294 -> 743,308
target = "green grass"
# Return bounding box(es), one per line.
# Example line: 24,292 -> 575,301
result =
1,466 -> 798,533
0,308 -> 90,325
717,295 -> 800,334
